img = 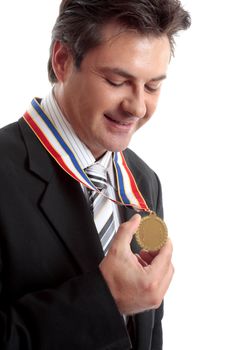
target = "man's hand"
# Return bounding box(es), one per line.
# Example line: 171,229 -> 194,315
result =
99,214 -> 174,315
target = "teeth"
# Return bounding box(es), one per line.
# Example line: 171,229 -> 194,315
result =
115,120 -> 128,126
105,115 -> 129,126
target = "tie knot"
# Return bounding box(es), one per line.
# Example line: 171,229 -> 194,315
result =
85,163 -> 107,191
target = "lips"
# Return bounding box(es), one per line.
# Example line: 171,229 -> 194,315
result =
104,114 -> 134,126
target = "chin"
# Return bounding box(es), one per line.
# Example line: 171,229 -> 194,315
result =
105,142 -> 130,153
104,137 -> 132,153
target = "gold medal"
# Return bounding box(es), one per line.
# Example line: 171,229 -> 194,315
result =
135,212 -> 168,251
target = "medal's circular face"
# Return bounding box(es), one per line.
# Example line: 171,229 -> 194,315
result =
135,213 -> 168,251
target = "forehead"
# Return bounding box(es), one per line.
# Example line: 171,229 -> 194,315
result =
81,22 -> 171,77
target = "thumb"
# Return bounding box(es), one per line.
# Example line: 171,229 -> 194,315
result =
113,214 -> 141,247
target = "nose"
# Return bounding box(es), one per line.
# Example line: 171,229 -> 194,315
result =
121,87 -> 146,119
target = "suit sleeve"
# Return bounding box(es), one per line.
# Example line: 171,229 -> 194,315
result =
0,265 -> 130,350
151,172 -> 164,350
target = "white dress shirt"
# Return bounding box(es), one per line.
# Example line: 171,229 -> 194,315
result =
41,89 -> 122,247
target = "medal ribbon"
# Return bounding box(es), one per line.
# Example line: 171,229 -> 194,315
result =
23,98 -> 150,212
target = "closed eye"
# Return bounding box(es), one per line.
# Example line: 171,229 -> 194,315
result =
106,79 -> 124,87
145,83 -> 162,93
106,78 -> 162,92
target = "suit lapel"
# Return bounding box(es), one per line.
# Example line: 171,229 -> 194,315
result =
40,167 -> 104,271
19,118 -> 104,271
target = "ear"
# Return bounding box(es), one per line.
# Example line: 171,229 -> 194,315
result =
52,41 -> 72,82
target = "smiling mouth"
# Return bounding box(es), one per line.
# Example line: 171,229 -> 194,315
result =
104,114 -> 133,126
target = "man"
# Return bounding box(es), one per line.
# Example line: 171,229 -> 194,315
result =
0,1 -> 190,349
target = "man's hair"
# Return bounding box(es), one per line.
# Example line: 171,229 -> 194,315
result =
48,0 -> 191,83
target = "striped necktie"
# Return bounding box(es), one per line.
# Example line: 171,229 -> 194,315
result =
85,163 -> 115,254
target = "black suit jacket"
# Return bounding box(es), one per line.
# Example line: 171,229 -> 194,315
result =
0,118 -> 164,350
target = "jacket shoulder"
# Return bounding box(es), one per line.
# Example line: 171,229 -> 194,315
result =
0,122 -> 22,155
0,121 -> 26,161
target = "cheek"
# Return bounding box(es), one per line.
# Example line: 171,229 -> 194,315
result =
137,115 -> 151,130
146,98 -> 159,118
88,85 -> 117,111
136,98 -> 159,129
146,94 -> 160,117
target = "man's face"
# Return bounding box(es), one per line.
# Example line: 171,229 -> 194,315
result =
54,23 -> 171,159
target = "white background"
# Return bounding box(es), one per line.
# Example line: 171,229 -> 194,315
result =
0,1 -> 233,349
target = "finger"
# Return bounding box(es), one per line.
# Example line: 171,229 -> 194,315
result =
113,214 -> 141,247
140,238 -> 172,266
145,239 -> 173,279
150,238 -> 173,267
153,263 -> 174,308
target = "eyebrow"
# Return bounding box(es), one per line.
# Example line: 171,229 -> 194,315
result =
100,67 -> 167,82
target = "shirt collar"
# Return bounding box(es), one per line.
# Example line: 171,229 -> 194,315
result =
41,89 -> 113,172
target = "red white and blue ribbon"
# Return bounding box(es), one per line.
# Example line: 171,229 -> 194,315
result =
113,152 -> 149,211
23,98 -> 150,212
